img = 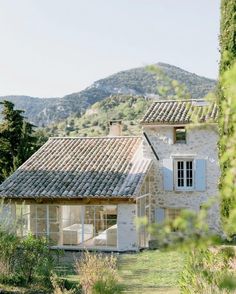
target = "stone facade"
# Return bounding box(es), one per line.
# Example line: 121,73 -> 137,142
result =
142,124 -> 221,232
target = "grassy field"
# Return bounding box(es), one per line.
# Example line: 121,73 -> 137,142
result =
118,250 -> 184,294
58,250 -> 184,294
0,250 -> 184,293
56,249 -> 184,293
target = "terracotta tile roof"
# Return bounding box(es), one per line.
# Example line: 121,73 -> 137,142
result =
0,136 -> 151,199
140,99 -> 218,125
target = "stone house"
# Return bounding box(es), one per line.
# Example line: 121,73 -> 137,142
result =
141,99 -> 220,233
0,99 -> 220,251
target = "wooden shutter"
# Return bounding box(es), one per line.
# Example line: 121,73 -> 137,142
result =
163,159 -> 173,191
195,159 -> 206,191
155,208 -> 165,224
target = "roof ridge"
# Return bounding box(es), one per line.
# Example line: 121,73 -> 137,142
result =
152,99 -> 205,103
49,135 -> 141,140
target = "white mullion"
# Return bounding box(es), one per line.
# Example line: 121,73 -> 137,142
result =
20,205 -> 23,237
184,161 -> 187,188
46,205 -> 50,237
94,206 -> 96,238
35,205 -> 38,236
81,206 -> 84,243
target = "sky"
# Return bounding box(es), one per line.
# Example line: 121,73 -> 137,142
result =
0,0 -> 220,98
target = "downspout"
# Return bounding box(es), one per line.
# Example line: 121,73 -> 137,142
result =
143,132 -> 159,161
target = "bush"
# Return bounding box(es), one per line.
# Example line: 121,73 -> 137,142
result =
75,252 -> 123,294
92,121 -> 99,126
0,229 -> 18,278
93,279 -> 123,294
14,234 -> 55,286
179,247 -> 236,293
0,230 -> 56,288
50,273 -> 80,294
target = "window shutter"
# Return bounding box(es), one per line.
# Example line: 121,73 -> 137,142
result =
195,159 -> 206,191
163,159 -> 173,191
155,208 -> 165,224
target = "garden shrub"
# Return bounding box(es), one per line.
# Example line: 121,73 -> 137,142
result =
75,251 -> 122,294
179,247 -> 236,294
0,229 -> 19,283
0,229 -> 56,288
50,273 -> 81,294
14,234 -> 55,286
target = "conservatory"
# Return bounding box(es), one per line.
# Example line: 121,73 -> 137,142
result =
0,136 -> 153,251
0,195 -> 151,251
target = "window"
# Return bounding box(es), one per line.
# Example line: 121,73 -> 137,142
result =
165,208 -> 181,221
15,204 -> 118,249
175,159 -> 193,190
165,208 -> 182,231
174,127 -> 186,144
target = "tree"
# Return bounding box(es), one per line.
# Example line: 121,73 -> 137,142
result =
0,101 -> 38,182
219,0 -> 236,74
218,0 -> 236,228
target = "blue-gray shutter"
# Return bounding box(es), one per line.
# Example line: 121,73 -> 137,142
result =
163,159 -> 173,191
155,208 -> 165,223
195,159 -> 206,191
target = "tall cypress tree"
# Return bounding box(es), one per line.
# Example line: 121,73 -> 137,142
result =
0,101 -> 37,182
218,0 -> 236,229
219,0 -> 236,74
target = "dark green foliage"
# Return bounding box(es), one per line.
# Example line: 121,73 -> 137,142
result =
0,101 -> 39,183
14,234 -> 55,286
0,230 -> 55,287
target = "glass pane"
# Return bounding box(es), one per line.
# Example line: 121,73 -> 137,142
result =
186,160 -> 193,187
37,206 -> 47,219
175,128 -> 186,143
54,205 -> 118,248
49,222 -> 60,233
62,206 -> 83,245
177,161 -> 184,187
49,206 -> 59,220
49,233 -> 60,245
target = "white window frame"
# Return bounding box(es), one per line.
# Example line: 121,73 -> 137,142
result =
174,159 -> 194,191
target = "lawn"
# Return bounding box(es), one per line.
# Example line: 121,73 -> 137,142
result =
118,250 -> 184,294
55,249 -> 184,293
0,250 -> 184,293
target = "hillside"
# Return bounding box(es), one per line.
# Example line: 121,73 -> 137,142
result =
45,95 -> 152,137
0,63 -> 216,126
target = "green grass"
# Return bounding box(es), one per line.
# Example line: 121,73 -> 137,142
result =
55,250 -> 184,293
0,250 -> 184,293
118,250 -> 184,294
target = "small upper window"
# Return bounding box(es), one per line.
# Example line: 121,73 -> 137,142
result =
174,127 -> 186,144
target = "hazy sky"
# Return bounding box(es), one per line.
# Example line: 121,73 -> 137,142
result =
0,0 -> 220,98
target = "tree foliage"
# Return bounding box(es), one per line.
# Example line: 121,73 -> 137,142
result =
0,101 -> 41,182
219,0 -> 236,74
218,0 -> 236,229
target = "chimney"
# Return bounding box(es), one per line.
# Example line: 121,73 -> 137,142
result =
108,120 -> 122,136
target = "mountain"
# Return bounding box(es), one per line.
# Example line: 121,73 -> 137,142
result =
0,63 -> 216,126
45,95 -> 152,137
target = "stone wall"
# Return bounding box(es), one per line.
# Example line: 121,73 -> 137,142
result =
143,124 -> 221,232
